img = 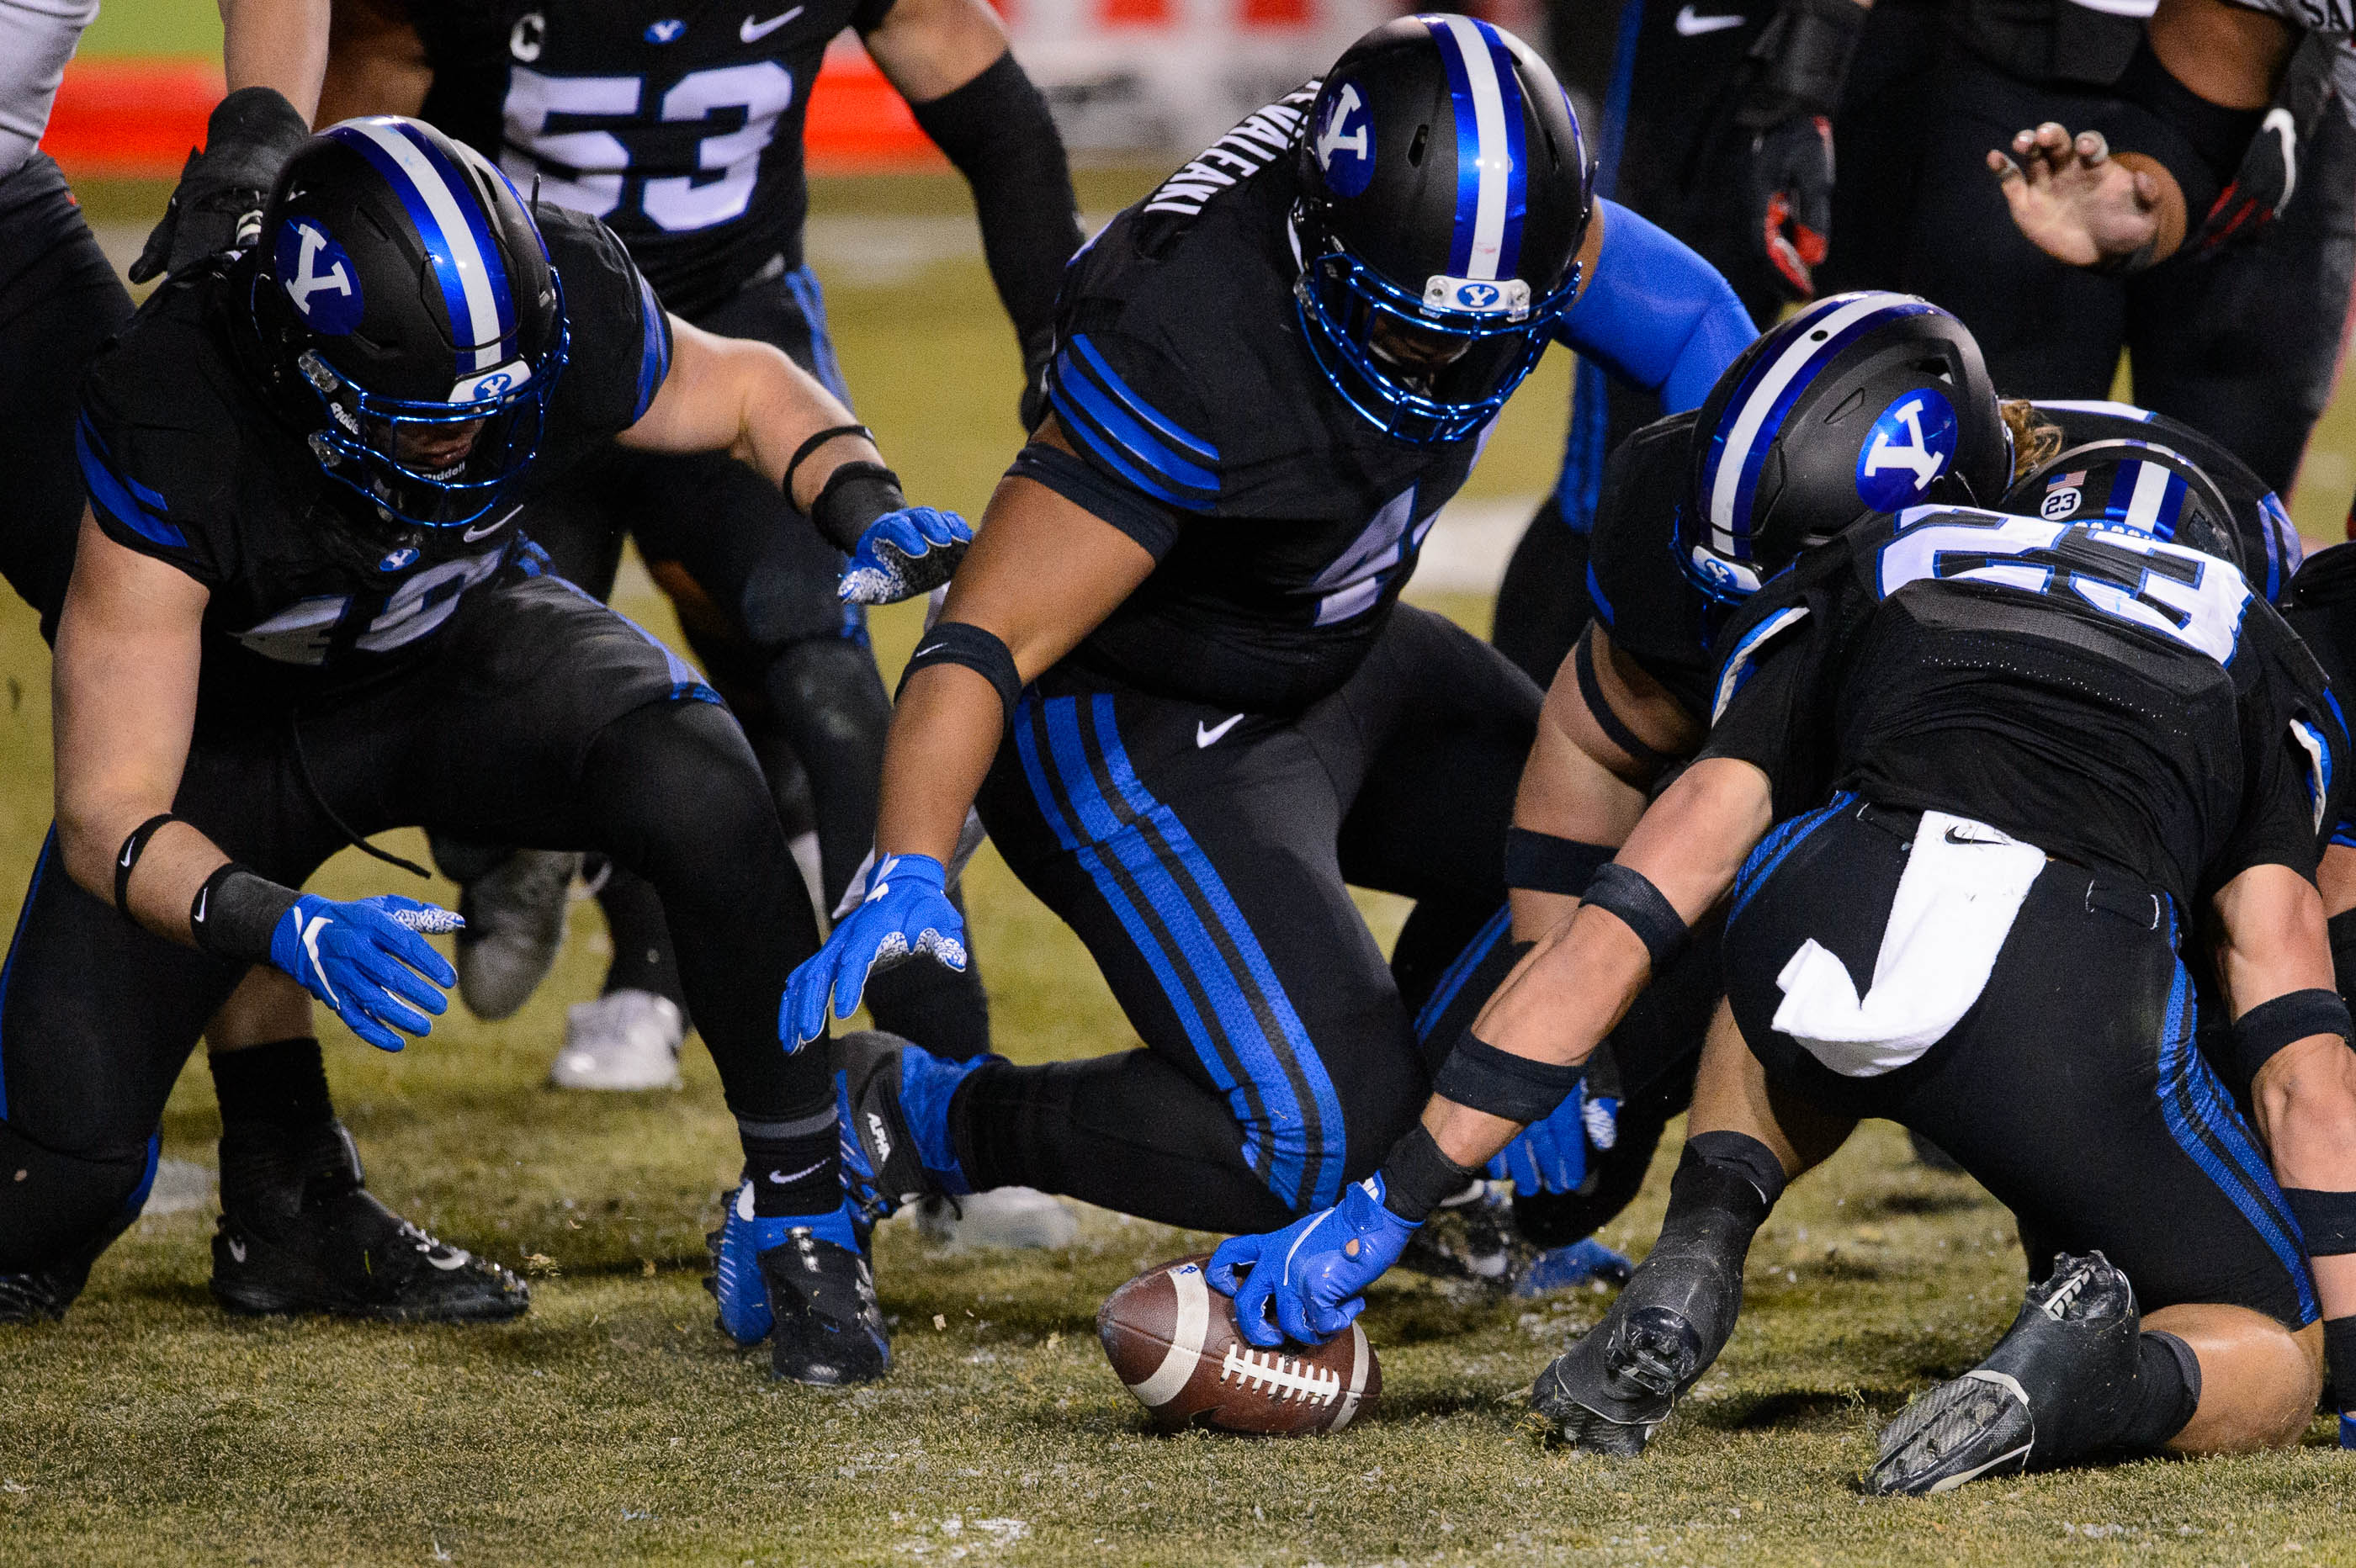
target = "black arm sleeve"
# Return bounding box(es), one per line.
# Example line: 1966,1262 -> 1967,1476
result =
906,50 -> 1085,353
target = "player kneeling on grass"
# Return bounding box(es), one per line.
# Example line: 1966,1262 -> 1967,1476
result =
1,118 -> 962,1381
1208,458 -> 2356,1487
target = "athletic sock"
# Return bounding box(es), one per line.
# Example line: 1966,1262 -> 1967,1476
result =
208,1036 -> 333,1132
1684,1130 -> 1789,1210
2118,1330 -> 2202,1451
2323,1316 -> 2356,1448
739,1110 -> 841,1218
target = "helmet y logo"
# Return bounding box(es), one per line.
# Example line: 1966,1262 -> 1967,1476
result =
1316,84 -> 1375,198
277,221 -> 363,335
1855,390 -> 1958,511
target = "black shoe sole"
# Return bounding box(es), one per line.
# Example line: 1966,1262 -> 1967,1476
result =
210,1226 -> 528,1324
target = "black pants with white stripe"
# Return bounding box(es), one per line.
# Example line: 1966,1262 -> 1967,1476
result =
957,607 -> 1541,1232
1722,798 -> 2317,1328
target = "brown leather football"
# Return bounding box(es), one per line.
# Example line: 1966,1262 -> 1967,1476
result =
1096,1253 -> 1380,1436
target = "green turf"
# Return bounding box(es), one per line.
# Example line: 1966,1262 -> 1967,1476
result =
77,0 -> 220,60
7,177 -> 2356,1565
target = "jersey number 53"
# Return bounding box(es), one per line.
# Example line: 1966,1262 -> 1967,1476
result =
502,63 -> 795,234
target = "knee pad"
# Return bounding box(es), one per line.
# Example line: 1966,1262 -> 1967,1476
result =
0,1123 -> 156,1278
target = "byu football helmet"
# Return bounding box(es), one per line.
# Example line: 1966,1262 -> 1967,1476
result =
1998,437 -> 2245,571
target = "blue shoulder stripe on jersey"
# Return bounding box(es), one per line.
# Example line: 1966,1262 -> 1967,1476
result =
631,271 -> 671,422
1048,335 -> 1220,508
326,121 -> 517,374
75,415 -> 185,548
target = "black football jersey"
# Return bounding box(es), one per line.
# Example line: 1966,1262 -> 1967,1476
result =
1023,87 -> 1495,715
1699,504 -> 2339,910
409,0 -> 894,319
77,205 -> 668,701
1584,399 -> 2306,730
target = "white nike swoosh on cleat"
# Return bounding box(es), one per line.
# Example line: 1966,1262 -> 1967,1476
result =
1674,4 -> 1746,32
424,1248 -> 474,1271
740,5 -> 802,40
1196,713 -> 1245,748
227,1237 -> 247,1263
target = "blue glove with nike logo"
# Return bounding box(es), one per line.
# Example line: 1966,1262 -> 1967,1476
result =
837,508 -> 973,606
1206,1175 -> 1416,1348
268,893 -> 459,1052
782,852 -> 966,1050
1486,1083 -> 1619,1195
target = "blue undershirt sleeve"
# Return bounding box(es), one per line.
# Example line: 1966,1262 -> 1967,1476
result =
1556,199 -> 1758,414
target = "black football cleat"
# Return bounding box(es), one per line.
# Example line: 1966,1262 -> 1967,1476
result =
212,1120 -> 527,1323
1866,1250 -> 2141,1496
1531,1300 -> 1711,1457
0,1267 -> 80,1324
757,1224 -> 891,1385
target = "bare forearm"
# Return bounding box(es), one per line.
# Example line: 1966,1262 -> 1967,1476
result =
221,0 -> 330,121
875,666 -> 1006,864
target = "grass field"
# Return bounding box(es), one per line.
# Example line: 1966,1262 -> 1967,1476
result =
8,158 -> 2356,1565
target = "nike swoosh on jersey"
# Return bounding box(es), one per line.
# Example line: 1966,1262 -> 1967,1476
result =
1196,713 -> 1245,748
1674,5 -> 1747,33
461,509 -> 521,543
740,5 -> 803,40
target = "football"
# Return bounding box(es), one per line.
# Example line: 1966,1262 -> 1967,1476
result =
1096,1254 -> 1380,1436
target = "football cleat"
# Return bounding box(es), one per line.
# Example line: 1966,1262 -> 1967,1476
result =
455,849 -> 581,1020
707,1179 -> 787,1345
212,1120 -> 526,1322
1866,1251 -> 2142,1496
0,1268 -> 80,1324
836,1030 -> 984,1227
1515,1237 -> 1637,1297
550,988 -> 683,1091
758,1209 -> 891,1385
1395,1179 -> 1530,1290
913,1187 -> 1078,1251
1531,1301 -> 1710,1457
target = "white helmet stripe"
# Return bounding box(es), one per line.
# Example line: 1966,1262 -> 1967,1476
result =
1706,293 -> 1894,548
2120,459 -> 2175,532
341,117 -> 507,372
1431,13 -> 1513,282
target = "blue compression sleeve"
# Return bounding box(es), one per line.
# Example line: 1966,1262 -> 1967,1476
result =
1557,199 -> 1757,413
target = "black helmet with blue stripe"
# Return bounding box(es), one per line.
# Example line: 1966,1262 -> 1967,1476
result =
1998,437 -> 2244,571
1685,291 -> 2009,604
252,115 -> 566,529
1293,15 -> 1593,445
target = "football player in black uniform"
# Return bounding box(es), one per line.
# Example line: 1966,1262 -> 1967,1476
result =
5,117 -> 941,1384
1202,422 -> 2356,1486
275,0 -> 1083,1092
782,19 -> 1754,1309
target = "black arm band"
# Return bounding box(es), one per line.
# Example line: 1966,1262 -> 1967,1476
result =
906,50 -> 1085,353
1738,0 -> 1867,127
1574,631 -> 1672,773
2328,908 -> 2356,1010
2285,1189 -> 2356,1256
114,813 -> 185,917
897,620 -> 1021,723
1431,1029 -> 1589,1124
188,863 -> 300,963
1374,1122 -> 1478,1224
781,423 -> 874,510
809,460 -> 905,553
1580,861 -> 1690,970
1503,827 -> 1615,898
2229,988 -> 2353,1083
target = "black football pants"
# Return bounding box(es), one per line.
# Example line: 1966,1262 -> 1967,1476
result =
1721,797 -> 2318,1329
955,607 -> 1541,1232
0,574 -> 826,1272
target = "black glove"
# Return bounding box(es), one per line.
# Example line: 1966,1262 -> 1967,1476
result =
129,87 -> 311,285
1735,0 -> 1864,303
2193,32 -> 2334,253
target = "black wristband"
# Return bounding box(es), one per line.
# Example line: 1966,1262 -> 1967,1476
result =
1573,631 -> 1672,773
1431,1030 -> 1588,1124
1375,1121 -> 1477,1224
1503,827 -> 1615,898
781,422 -> 873,507
809,460 -> 905,553
1738,0 -> 1867,128
188,864 -> 300,963
2230,988 -> 2353,1084
1580,861 -> 1690,970
898,619 -> 1022,723
114,813 -> 185,918
2285,1188 -> 2356,1256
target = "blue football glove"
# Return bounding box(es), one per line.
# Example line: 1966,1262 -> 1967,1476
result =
837,507 -> 973,606
1486,1084 -> 1619,1195
268,893 -> 459,1053
782,852 -> 966,1050
1205,1175 -> 1417,1348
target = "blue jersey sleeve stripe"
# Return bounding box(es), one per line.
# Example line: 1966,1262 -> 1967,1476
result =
1050,352 -> 1219,505
75,415 -> 187,549
1048,379 -> 1196,509
631,273 -> 671,422
1066,334 -> 1219,465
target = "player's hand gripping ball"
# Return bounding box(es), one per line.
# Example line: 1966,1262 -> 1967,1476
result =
837,507 -> 973,605
1099,1256 -> 1380,1436
781,852 -> 966,1049
1206,1175 -> 1416,1348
